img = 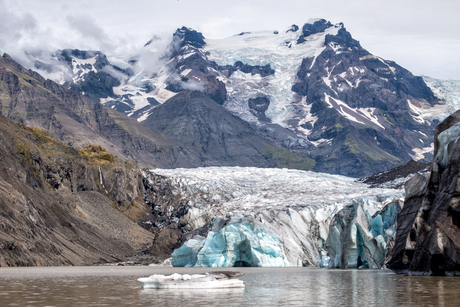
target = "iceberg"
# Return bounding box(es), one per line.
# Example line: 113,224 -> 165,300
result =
138,272 -> 245,289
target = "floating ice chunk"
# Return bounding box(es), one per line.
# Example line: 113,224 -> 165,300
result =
138,271 -> 245,289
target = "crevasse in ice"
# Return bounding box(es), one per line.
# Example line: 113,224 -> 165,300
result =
326,198 -> 402,269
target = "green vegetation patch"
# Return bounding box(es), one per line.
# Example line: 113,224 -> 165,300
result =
264,147 -> 315,171
78,144 -> 116,165
26,127 -> 76,157
343,134 -> 401,163
320,122 -> 344,139
15,140 -> 32,165
344,134 -> 360,154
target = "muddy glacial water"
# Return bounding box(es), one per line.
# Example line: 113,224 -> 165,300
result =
0,266 -> 459,306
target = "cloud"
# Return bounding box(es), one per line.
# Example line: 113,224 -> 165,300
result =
0,0 -> 37,52
66,14 -> 109,43
180,80 -> 206,92
0,0 -> 459,79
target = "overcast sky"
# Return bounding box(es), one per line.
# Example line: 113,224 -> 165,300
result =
1,0 -> 459,79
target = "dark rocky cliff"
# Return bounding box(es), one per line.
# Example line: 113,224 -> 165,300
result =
388,110 -> 460,275
291,21 -> 437,177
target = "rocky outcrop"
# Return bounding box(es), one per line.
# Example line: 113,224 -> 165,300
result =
387,109 -> 460,275
296,19 -> 333,43
248,96 -> 270,122
144,90 -> 315,169
360,160 -> 430,189
169,27 -> 206,56
214,61 -> 275,78
0,114 -> 155,266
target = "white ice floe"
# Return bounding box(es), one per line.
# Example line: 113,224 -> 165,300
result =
138,272 -> 245,289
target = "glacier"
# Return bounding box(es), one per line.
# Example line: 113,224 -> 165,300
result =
326,198 -> 402,269
144,167 -> 405,268
204,26 -> 340,129
421,76 -> 460,121
174,216 -> 287,267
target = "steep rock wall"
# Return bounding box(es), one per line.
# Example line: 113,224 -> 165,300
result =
388,109 -> 460,275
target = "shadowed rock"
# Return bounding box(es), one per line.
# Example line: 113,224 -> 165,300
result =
388,109 -> 460,276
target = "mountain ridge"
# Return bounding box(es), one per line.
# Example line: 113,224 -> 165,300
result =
12,19 -> 456,176
0,53 -> 314,172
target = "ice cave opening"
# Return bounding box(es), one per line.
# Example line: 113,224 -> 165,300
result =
232,239 -> 255,267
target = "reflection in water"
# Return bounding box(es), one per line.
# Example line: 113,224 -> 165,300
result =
138,288 -> 245,306
0,267 -> 460,306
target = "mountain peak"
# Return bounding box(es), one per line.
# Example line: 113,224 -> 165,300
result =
286,24 -> 299,33
296,18 -> 335,43
173,26 -> 206,49
303,18 -> 333,34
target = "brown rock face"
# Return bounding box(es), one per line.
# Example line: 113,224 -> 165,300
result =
388,109 -> 460,276
0,114 -> 155,266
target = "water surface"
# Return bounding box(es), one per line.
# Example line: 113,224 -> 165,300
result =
0,266 -> 458,306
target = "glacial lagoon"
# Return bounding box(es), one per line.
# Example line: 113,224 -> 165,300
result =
0,266 -> 459,306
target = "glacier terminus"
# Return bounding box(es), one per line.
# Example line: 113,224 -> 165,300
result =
143,167 -> 408,268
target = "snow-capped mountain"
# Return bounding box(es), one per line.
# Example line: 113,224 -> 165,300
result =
30,19 -> 460,177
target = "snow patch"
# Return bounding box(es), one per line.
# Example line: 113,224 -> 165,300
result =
409,143 -> 434,161
324,94 -> 385,129
407,99 -> 426,124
